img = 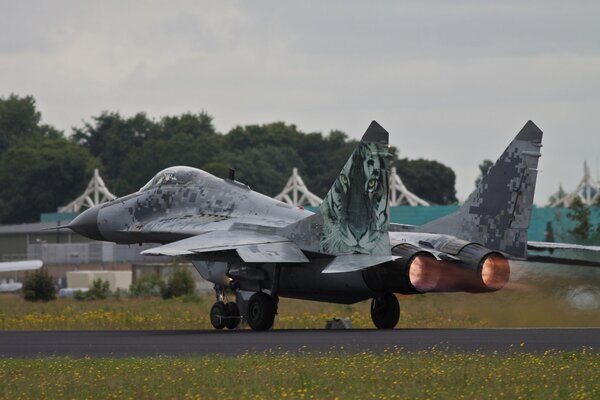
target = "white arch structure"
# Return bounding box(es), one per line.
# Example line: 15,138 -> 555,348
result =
274,167 -> 430,207
59,169 -> 117,213
550,161 -> 600,207
389,166 -> 429,206
274,168 -> 322,207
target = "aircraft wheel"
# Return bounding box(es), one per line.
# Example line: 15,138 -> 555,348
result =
210,301 -> 228,330
225,302 -> 240,330
247,292 -> 276,331
370,293 -> 400,329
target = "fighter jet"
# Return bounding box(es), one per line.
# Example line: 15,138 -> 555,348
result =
65,121 -> 600,330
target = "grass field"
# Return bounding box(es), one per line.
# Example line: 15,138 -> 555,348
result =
1,262 -> 599,330
0,286 -> 598,330
1,264 -> 599,399
1,350 -> 599,399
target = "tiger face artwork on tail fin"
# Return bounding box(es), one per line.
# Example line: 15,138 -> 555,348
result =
319,121 -> 391,256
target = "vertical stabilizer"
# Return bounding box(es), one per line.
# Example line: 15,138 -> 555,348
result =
319,121 -> 392,255
421,121 -> 543,258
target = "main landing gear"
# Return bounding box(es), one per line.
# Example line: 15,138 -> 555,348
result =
246,292 -> 277,331
370,293 -> 400,329
210,286 -> 278,331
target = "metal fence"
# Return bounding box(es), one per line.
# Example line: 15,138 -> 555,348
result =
27,242 -> 169,264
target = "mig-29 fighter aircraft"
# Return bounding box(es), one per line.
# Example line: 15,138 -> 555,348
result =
63,121 -> 600,330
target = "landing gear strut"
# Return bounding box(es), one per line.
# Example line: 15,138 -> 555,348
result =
370,293 -> 400,329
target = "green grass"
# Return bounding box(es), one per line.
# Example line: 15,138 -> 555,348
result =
1,262 -> 599,330
1,264 -> 598,399
1,285 -> 599,330
1,350 -> 598,399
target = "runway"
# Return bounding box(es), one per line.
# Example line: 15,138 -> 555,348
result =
1,328 -> 599,357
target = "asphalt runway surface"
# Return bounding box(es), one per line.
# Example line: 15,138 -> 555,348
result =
1,328 -> 599,357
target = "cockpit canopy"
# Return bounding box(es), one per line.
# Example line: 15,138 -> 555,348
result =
139,166 -> 210,192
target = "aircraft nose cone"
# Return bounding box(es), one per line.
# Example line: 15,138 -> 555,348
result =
69,205 -> 104,241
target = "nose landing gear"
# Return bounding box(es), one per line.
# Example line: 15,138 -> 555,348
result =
210,286 -> 241,330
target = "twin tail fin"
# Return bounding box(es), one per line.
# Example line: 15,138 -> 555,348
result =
421,121 -> 543,258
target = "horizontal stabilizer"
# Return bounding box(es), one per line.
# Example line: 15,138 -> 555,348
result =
0,260 -> 43,273
526,241 -> 600,267
322,254 -> 399,274
527,241 -> 600,252
526,255 -> 600,268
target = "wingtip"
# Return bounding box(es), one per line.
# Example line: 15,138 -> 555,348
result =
361,120 -> 389,144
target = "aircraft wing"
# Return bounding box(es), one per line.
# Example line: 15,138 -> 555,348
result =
526,241 -> 600,267
322,254 -> 400,273
141,230 -> 309,263
0,260 -> 43,272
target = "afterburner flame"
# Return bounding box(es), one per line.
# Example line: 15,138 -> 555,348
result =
409,255 -> 441,292
481,254 -> 510,291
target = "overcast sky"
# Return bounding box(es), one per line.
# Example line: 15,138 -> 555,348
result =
1,1 -> 599,204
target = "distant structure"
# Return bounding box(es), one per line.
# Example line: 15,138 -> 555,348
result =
275,167 -> 430,207
389,167 -> 429,206
550,161 -> 600,207
59,169 -> 117,213
274,168 -> 322,207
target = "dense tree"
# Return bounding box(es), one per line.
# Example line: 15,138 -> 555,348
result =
226,145 -> 306,196
0,94 -> 97,223
73,112 -> 219,195
296,130 -> 357,197
202,162 -> 231,179
71,114 -> 458,202
0,94 -> 61,152
0,94 -> 460,222
72,112 -> 157,190
568,197 -> 591,240
220,123 -> 309,195
0,137 -> 96,223
395,158 -> 457,205
116,129 -> 221,194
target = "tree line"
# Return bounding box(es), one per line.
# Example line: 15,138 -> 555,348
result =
0,94 -> 458,224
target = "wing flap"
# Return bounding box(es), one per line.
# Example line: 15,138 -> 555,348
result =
236,242 -> 309,263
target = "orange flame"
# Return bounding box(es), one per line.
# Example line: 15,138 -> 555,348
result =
409,255 -> 441,292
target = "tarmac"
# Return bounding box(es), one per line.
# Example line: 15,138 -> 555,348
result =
1,328 -> 599,357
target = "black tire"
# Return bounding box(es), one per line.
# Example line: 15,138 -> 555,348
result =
247,292 -> 276,331
370,293 -> 400,329
210,301 -> 228,330
225,302 -> 240,330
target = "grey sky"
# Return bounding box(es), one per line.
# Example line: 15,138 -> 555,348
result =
1,1 -> 599,204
